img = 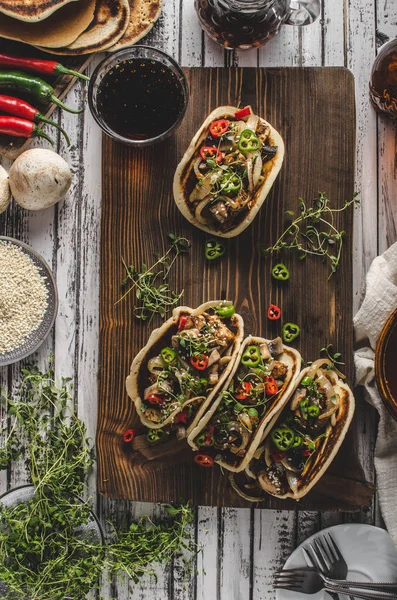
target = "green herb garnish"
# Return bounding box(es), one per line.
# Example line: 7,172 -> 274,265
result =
119,233 -> 190,321
320,343 -> 345,368
0,364 -> 196,600
264,192 -> 360,279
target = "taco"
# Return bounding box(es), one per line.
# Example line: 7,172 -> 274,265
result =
125,301 -> 244,435
173,105 -> 284,238
241,359 -> 355,501
187,335 -> 301,472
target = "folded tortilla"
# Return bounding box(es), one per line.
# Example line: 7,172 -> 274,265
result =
126,301 -> 244,432
187,335 -> 301,472
173,106 -> 284,238
244,364 -> 355,501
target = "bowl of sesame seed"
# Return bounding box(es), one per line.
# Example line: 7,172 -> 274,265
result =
0,236 -> 58,366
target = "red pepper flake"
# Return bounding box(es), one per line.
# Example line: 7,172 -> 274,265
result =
267,304 -> 281,320
123,429 -> 136,443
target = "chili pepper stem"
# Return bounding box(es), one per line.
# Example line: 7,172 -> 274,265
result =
39,115 -> 70,145
51,94 -> 83,114
35,127 -> 54,146
54,65 -> 90,82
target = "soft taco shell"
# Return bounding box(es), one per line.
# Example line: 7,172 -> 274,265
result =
37,0 -> 130,55
187,335 -> 301,472
0,0 -> 79,22
249,366 -> 355,501
173,106 -> 285,238
0,0 -> 95,48
109,0 -> 162,51
126,301 -> 244,432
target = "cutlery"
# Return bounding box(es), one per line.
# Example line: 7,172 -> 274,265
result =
274,569 -> 397,599
304,532 -> 354,600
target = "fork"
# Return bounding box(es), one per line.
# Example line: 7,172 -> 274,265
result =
274,569 -> 397,599
305,532 -> 355,600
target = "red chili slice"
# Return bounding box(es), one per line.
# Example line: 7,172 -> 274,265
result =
123,429 -> 136,443
147,394 -> 164,405
176,409 -> 189,424
301,449 -> 312,457
271,450 -> 286,462
190,354 -> 209,371
194,453 -> 214,467
178,315 -> 187,330
204,423 -> 215,446
209,119 -> 229,138
264,376 -> 278,396
267,304 -> 281,320
200,145 -> 223,163
234,381 -> 252,400
234,107 -> 251,119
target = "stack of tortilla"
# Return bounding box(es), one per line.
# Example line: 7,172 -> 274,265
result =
0,0 -> 162,54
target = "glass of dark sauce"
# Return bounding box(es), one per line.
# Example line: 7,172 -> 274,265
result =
88,46 -> 188,147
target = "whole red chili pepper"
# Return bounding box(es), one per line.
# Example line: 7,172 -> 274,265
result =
0,116 -> 54,145
123,429 -> 136,443
0,94 -> 70,145
267,304 -> 281,320
0,53 -> 90,82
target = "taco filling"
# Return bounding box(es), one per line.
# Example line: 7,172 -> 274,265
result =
190,337 -> 297,468
255,360 -> 343,497
187,106 -> 279,232
139,305 -> 240,432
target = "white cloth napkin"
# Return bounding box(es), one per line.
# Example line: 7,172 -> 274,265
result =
354,241 -> 397,544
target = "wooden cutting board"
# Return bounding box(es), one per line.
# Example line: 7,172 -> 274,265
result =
0,40 -> 91,158
98,67 -> 375,509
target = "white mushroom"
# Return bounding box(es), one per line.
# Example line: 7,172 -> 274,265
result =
0,165 -> 10,214
9,149 -> 72,210
259,343 -> 271,360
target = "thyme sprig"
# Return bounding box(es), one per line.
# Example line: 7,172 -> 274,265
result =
119,233 -> 190,321
264,192 -> 360,279
0,364 -> 197,600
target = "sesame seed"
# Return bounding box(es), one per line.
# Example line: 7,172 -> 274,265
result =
0,242 -> 49,354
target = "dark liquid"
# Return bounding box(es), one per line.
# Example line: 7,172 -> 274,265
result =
195,0 -> 290,49
97,59 -> 185,139
369,39 -> 397,119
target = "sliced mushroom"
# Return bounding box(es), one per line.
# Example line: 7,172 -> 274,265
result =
257,469 -> 281,495
208,363 -> 219,385
144,382 -> 160,399
207,348 -> 221,367
209,200 -> 229,224
271,360 -> 287,379
144,408 -> 162,423
238,411 -> 253,432
268,337 -> 284,356
290,387 -> 307,411
259,343 -> 271,360
219,356 -> 232,367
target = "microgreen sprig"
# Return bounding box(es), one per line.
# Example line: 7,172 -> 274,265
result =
119,233 -> 190,321
264,192 -> 360,279
320,343 -> 345,368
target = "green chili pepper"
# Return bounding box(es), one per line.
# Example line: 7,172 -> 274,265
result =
271,263 -> 290,281
292,434 -> 304,449
300,398 -> 309,419
247,408 -> 259,418
238,129 -> 261,153
161,347 -> 177,364
270,427 -> 294,451
216,304 -> 235,318
241,345 -> 261,368
146,429 -> 166,443
0,71 -> 82,114
301,376 -> 313,386
205,238 -> 226,261
307,405 -> 320,418
196,431 -> 214,447
221,173 -> 242,194
282,322 -> 300,343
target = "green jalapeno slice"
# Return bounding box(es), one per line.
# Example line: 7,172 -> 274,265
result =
241,345 -> 261,368
161,347 -> 177,364
300,398 -> 309,419
301,376 -> 313,386
205,238 -> 226,261
307,405 -> 320,418
292,434 -> 304,449
215,304 -> 235,318
221,173 -> 242,194
282,322 -> 300,343
271,263 -> 290,281
270,427 -> 295,451
238,129 -> 261,153
146,429 -> 166,443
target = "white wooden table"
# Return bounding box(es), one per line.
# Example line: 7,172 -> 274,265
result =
1,1 -> 396,598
